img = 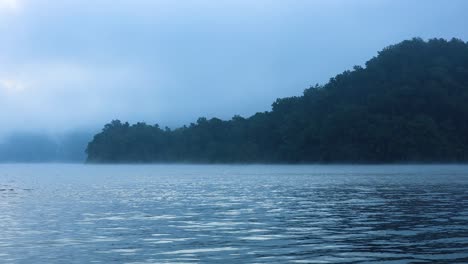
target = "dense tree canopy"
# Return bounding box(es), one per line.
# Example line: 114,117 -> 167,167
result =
86,38 -> 468,163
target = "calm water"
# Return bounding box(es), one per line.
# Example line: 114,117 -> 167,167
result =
0,164 -> 467,263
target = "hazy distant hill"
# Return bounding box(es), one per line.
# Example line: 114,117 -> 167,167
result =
86,38 -> 468,163
0,131 -> 93,162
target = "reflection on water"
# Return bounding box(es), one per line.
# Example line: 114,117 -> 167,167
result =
0,164 -> 467,263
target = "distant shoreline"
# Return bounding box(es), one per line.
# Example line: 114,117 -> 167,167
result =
3,162 -> 468,166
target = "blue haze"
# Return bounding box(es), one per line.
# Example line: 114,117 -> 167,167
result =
0,0 -> 467,135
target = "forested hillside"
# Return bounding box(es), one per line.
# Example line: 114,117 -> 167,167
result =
86,38 -> 468,163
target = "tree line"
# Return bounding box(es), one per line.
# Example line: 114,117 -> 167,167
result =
86,38 -> 468,163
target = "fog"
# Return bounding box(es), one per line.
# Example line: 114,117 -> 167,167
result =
1,0 -> 468,160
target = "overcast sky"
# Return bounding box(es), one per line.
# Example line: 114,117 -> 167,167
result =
0,0 -> 467,136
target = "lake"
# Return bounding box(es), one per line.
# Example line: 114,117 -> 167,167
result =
0,164 -> 467,263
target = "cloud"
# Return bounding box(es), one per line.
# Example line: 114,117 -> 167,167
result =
0,0 -> 20,11
0,61 -> 162,135
0,78 -> 25,93
0,0 -> 467,138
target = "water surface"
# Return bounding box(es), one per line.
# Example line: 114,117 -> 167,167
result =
1,164 -> 467,263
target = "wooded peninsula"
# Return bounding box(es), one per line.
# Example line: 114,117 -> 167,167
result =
86,38 -> 468,163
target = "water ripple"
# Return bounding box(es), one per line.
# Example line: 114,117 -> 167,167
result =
0,164 -> 467,263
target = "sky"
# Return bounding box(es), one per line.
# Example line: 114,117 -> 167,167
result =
0,0 -> 467,136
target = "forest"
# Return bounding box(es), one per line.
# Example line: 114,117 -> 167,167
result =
86,38 -> 468,163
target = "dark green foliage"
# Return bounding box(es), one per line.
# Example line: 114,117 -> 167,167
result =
86,38 -> 468,163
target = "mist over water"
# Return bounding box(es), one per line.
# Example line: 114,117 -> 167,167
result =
1,164 -> 467,263
1,1 -> 468,163
1,1 -> 468,263
0,131 -> 94,162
